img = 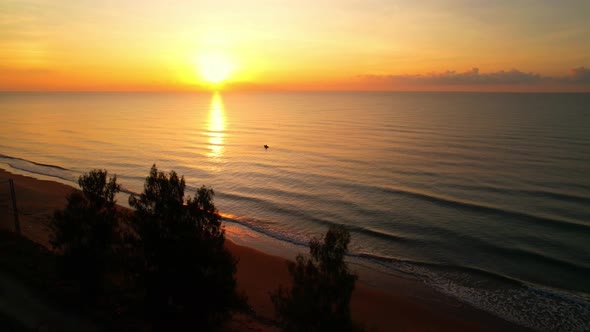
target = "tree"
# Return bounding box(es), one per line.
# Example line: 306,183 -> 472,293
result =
271,226 -> 360,332
50,169 -> 121,303
128,164 -> 241,330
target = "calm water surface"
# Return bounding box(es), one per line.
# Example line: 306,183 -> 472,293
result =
1,91 -> 589,331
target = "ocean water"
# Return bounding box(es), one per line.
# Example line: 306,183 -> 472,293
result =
0,91 -> 589,331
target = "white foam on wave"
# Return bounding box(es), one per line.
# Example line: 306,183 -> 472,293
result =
408,265 -> 590,332
0,156 -> 78,187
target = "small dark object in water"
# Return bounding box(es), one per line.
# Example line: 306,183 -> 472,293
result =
264,145 -> 269,149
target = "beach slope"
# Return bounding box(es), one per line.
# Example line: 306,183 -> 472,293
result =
0,168 -> 527,331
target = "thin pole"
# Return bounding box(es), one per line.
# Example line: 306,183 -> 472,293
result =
8,179 -> 20,235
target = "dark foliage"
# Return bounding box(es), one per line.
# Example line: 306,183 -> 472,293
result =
128,164 -> 242,331
50,169 -> 120,304
271,226 -> 360,332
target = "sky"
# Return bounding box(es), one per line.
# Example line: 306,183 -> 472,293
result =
1,0 -> 589,91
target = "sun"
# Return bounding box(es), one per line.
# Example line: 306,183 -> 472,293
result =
198,52 -> 234,84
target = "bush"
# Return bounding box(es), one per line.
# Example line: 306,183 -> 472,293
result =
128,164 -> 241,330
50,169 -> 120,303
271,226 -> 360,332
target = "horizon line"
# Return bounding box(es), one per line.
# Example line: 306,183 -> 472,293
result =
1,89 -> 590,94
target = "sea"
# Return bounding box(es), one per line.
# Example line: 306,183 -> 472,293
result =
0,91 -> 589,331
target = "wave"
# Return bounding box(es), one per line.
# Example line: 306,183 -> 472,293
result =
446,183 -> 590,206
0,156 -> 77,185
221,213 -> 309,248
0,153 -> 141,198
219,192 -> 347,231
357,250 -> 590,294
429,272 -> 590,332
483,244 -> 590,274
0,153 -> 69,171
218,191 -> 416,245
6,164 -> 74,183
356,251 -> 527,287
348,182 -> 590,230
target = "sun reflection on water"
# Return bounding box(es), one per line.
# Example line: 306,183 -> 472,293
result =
206,93 -> 225,159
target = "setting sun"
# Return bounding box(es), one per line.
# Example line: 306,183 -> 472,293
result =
198,52 -> 234,84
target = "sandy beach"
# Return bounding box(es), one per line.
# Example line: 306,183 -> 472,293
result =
0,168 -> 528,331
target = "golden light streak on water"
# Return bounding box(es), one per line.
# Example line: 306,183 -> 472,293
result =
206,92 -> 225,159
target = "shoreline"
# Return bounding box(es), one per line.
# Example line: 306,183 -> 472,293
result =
0,168 -> 528,331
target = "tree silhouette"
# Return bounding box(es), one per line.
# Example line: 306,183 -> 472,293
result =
50,169 -> 120,304
128,164 -> 241,330
271,226 -> 360,332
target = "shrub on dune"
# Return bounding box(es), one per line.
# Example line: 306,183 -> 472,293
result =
128,164 -> 242,330
50,169 -> 120,304
271,225 -> 362,332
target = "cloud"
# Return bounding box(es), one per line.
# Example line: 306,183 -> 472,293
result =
360,67 -> 590,86
361,68 -> 543,85
568,67 -> 590,84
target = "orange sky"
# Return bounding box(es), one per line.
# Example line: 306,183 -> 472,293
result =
1,0 -> 589,92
